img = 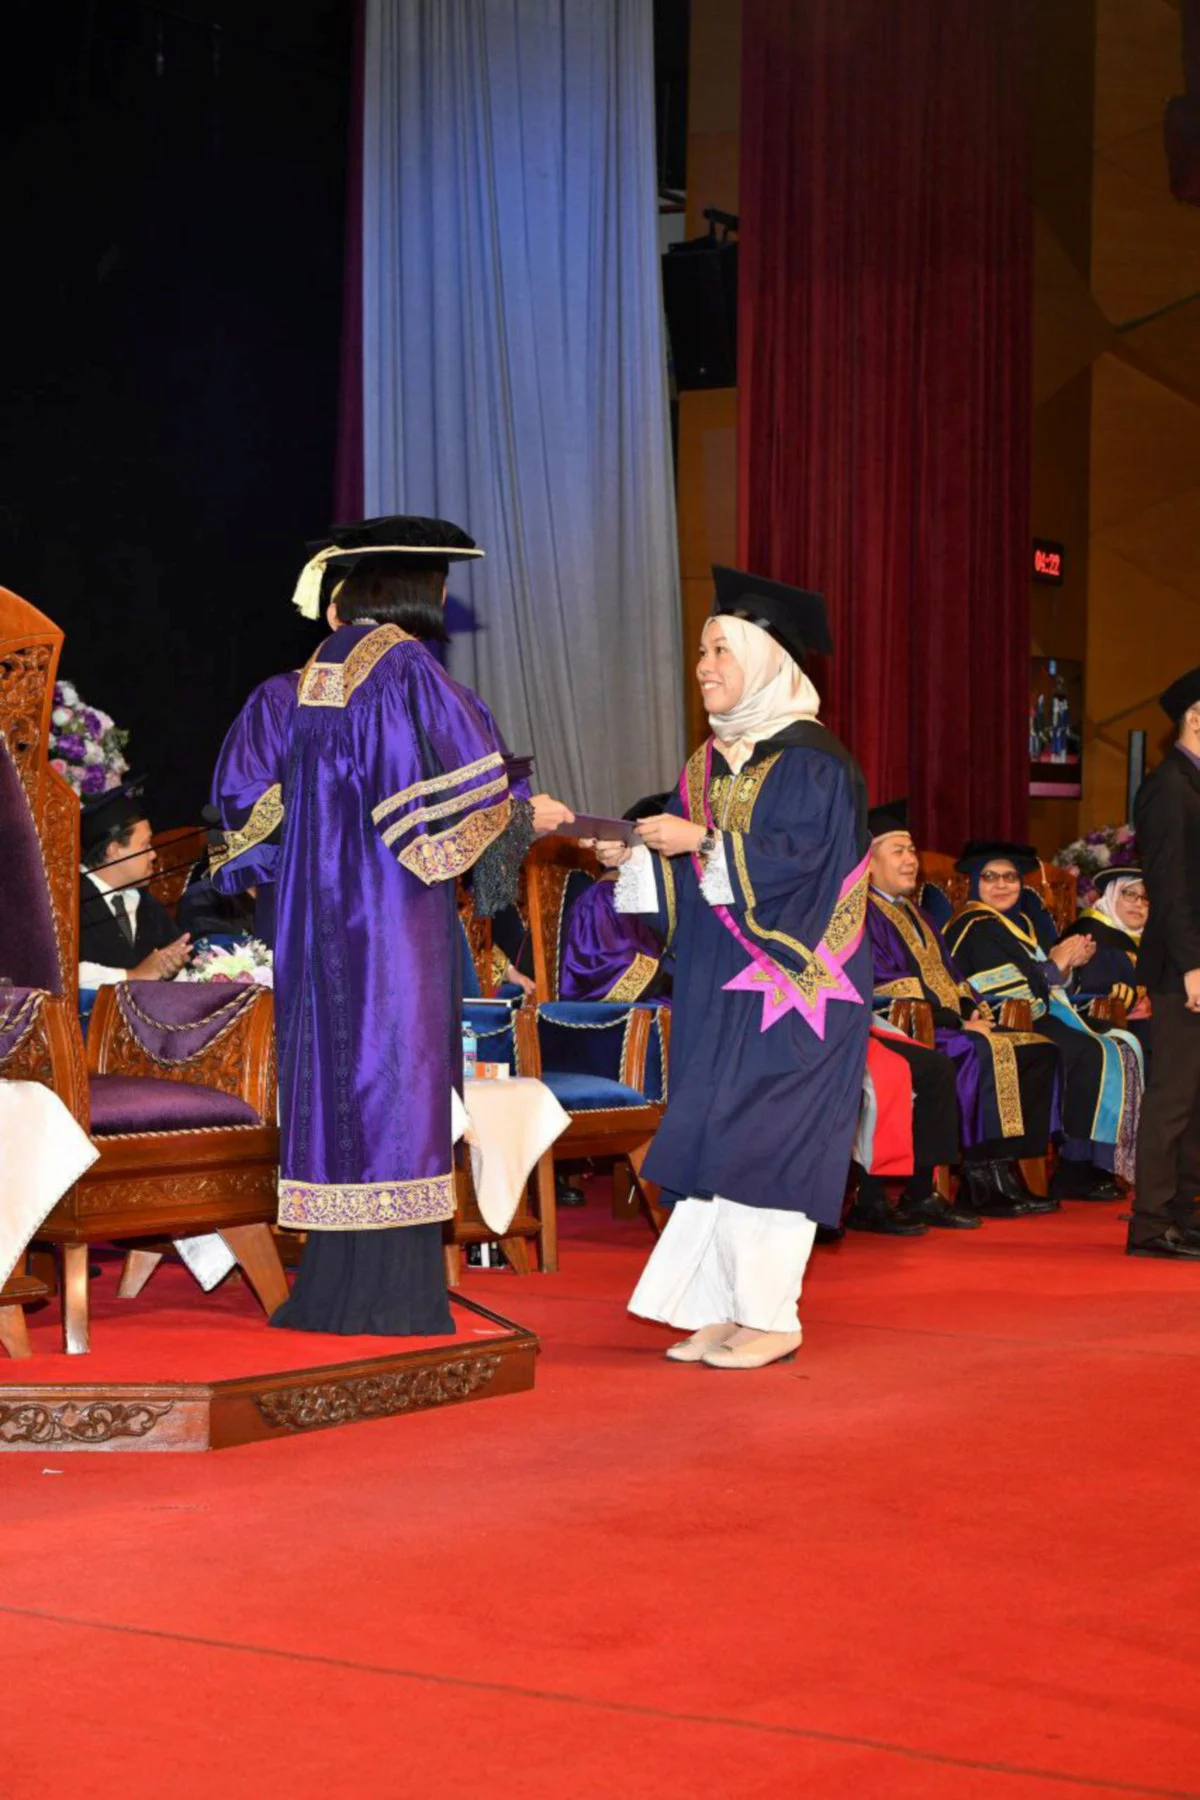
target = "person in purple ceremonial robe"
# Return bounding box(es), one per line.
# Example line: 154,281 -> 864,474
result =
207,667 -> 300,949
593,568 -> 871,1372
865,804 -> 1059,1219
558,794 -> 670,1002
211,515 -> 572,1335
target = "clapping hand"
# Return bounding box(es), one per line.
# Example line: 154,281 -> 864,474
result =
133,933 -> 192,981
1049,933 -> 1096,975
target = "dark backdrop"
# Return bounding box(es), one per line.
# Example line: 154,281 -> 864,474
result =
0,0 -> 353,824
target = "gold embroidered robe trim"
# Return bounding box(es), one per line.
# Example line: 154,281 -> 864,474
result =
278,1171 -> 456,1230
875,976 -> 924,1001
298,624 -> 410,710
372,750 -> 505,825
209,783 -> 284,874
869,892 -> 963,1013
603,952 -> 660,1003
380,774 -> 510,847
397,799 -> 512,886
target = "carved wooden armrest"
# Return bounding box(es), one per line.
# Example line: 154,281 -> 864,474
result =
999,998 -> 1034,1031
887,997 -> 935,1048
513,996 -> 543,1079
0,991 -> 89,1129
1089,994 -> 1128,1028
619,1006 -> 653,1093
88,986 -> 277,1119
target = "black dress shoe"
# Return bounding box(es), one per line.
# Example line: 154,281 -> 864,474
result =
989,1160 -> 1060,1213
899,1191 -> 983,1230
845,1202 -> 928,1237
960,1164 -> 1049,1218
1050,1159 -> 1123,1202
1126,1227 -> 1200,1260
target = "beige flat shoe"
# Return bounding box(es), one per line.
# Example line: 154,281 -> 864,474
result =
701,1330 -> 802,1370
665,1322 -> 738,1363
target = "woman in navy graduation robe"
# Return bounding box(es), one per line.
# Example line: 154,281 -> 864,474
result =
1055,866 -> 1150,1048
595,569 -> 871,1371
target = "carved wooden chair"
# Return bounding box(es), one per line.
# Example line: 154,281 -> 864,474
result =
148,825 -> 208,917
521,839 -> 669,1236
0,584 -> 288,1353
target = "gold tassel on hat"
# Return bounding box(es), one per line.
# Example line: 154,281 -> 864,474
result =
291,547 -> 337,620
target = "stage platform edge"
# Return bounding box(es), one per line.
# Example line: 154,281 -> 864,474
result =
0,1296 -> 538,1453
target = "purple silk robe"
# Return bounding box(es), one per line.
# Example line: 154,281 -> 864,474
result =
215,624 -> 524,1233
559,874 -> 664,1001
208,669 -> 299,947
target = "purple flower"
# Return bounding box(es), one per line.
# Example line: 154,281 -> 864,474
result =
56,734 -> 86,761
84,710 -> 104,736
81,767 -> 107,795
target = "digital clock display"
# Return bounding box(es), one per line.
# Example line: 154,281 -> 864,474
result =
1033,539 -> 1065,584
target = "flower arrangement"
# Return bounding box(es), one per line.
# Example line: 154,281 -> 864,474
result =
177,938 -> 274,987
1054,822 -> 1139,905
48,680 -> 131,797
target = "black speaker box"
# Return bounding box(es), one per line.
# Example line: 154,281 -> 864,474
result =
662,237 -> 738,389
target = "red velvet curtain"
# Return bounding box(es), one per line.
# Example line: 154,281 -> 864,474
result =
738,0 -> 1032,848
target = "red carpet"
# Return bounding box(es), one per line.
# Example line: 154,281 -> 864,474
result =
3,1201 -> 1200,1799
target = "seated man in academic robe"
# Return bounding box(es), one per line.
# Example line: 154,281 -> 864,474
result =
866,803 -> 1059,1218
850,1015 -> 976,1233
79,779 -> 191,987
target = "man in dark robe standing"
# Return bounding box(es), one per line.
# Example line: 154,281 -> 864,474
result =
1127,667 -> 1200,1260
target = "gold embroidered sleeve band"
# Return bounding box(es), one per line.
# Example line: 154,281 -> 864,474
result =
209,783 -> 285,874
397,799 -> 512,886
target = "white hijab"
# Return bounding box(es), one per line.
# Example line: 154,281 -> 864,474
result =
705,614 -> 821,773
1094,875 -> 1145,938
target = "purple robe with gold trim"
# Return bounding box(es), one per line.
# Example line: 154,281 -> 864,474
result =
559,873 -> 665,1001
216,624 -> 525,1234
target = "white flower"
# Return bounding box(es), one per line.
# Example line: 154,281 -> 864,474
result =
58,681 -> 79,704
51,706 -> 71,727
83,741 -> 104,765
1091,845 -> 1111,867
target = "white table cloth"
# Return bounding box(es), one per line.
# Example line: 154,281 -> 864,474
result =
452,1077 -> 570,1235
0,1080 -> 99,1288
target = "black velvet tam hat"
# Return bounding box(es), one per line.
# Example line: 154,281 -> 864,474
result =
954,839 -> 1040,876
868,798 -> 910,841
1093,864 -> 1143,893
292,515 -> 484,619
80,775 -> 149,856
1160,666 -> 1200,724
711,565 -> 833,665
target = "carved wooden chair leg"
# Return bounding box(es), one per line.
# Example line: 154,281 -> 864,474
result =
501,1234 -> 532,1275
443,1244 -> 462,1288
1020,1157 -> 1048,1197
117,1247 -> 166,1299
533,1151 -> 559,1273
61,1242 -> 91,1355
611,1161 -> 637,1220
218,1224 -> 290,1317
628,1143 -> 668,1237
0,1302 -> 32,1359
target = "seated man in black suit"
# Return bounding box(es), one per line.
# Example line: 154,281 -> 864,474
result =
79,779 -> 191,987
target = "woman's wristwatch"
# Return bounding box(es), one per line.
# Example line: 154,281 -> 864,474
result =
697,829 -> 719,861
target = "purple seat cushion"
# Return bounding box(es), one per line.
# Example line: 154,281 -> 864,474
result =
88,1074 -> 262,1135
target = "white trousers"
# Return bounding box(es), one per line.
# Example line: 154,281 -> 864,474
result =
629,1196 -> 817,1333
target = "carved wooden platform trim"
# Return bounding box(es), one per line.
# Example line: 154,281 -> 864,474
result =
0,1297 -> 538,1453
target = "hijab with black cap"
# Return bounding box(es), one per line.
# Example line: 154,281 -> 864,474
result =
705,566 -> 829,773
955,839 -> 1039,905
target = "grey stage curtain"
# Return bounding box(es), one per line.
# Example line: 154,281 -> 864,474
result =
360,0 -> 685,815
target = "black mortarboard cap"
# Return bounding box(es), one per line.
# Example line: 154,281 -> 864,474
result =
711,565 -> 833,664
1159,666 -> 1200,724
1093,864 -> 1143,893
954,838 -> 1040,876
80,775 -> 149,855
868,798 -> 910,840
293,515 -> 483,618
623,792 -> 672,823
